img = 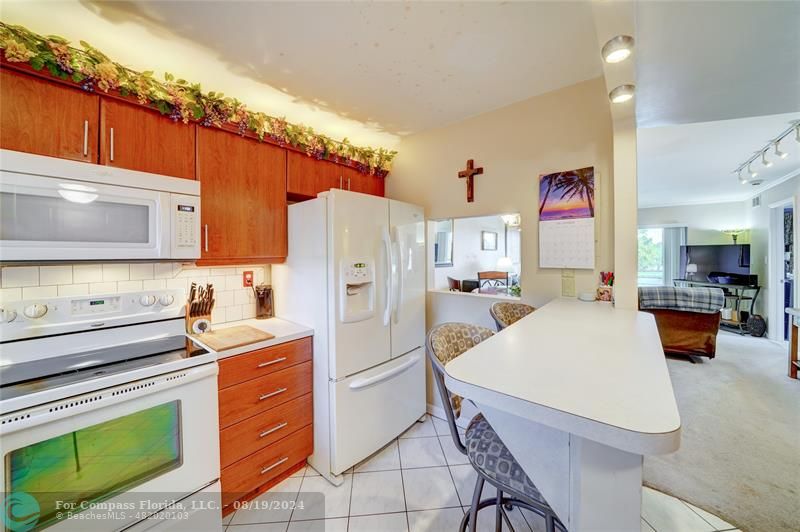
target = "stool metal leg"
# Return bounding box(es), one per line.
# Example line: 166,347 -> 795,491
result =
469,476 -> 485,532
495,490 -> 503,532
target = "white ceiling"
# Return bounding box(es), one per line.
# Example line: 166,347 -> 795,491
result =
635,1 -> 800,207
637,113 -> 800,208
1,1 -> 604,147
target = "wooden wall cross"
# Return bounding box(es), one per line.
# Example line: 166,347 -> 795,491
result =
457,159 -> 484,203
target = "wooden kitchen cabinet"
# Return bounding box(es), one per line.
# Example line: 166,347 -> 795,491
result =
346,166 -> 385,196
0,68 -> 99,162
196,127 -> 287,263
99,99 -> 195,179
287,151 -> 384,200
218,337 -> 313,511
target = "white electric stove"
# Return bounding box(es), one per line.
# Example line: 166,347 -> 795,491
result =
0,289 -> 222,531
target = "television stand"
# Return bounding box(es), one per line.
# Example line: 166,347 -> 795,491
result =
673,279 -> 761,335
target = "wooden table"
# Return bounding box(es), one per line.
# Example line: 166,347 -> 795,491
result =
444,298 -> 681,531
786,308 -> 799,379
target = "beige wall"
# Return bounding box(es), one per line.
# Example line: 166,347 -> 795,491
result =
387,77 -> 614,310
386,77 -> 614,410
639,202 -> 751,245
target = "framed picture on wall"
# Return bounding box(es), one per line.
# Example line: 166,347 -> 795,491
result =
481,231 -> 498,251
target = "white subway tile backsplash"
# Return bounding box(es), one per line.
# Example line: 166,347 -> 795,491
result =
142,279 -> 166,290
73,264 -> 103,283
129,263 -> 155,280
2,266 -> 39,288
23,285 -> 58,299
102,264 -> 130,282
89,281 -> 117,294
40,265 -> 73,286
154,263 -> 177,279
118,280 -> 143,292
1,262 -> 271,325
0,288 -> 22,303
58,284 -> 89,297
224,305 -> 243,322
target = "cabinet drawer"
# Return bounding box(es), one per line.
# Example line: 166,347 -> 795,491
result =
220,393 -> 312,468
219,361 -> 312,428
219,337 -> 312,389
221,424 -> 313,507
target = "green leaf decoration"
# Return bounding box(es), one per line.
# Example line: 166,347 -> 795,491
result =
0,21 -> 394,174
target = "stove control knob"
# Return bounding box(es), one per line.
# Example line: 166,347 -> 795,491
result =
23,304 -> 48,319
0,308 -> 17,323
139,295 -> 157,307
159,294 -> 175,307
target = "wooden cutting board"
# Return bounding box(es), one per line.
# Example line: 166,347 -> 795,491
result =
192,325 -> 274,352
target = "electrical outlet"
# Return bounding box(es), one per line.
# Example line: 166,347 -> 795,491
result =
561,277 -> 576,297
242,271 -> 253,287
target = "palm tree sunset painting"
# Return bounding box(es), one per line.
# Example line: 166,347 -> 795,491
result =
538,167 -> 595,221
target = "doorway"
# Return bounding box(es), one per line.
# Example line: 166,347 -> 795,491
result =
769,199 -> 795,342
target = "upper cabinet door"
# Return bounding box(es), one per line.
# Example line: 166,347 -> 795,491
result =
0,69 -> 99,162
100,99 -> 195,179
287,152 -> 342,198
197,127 -> 287,262
346,167 -> 384,197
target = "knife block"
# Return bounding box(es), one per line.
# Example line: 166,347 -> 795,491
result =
186,306 -> 212,335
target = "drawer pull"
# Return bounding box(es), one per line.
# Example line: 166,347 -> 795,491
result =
260,456 -> 289,475
257,356 -> 287,368
259,421 -> 289,438
259,387 -> 287,401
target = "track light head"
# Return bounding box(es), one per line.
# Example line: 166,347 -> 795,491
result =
760,151 -> 773,168
795,124 -> 800,143
774,141 -> 788,159
747,163 -> 758,178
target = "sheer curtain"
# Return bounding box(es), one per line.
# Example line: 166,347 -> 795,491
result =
663,226 -> 687,286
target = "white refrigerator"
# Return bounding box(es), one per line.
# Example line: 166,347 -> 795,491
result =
273,189 -> 426,484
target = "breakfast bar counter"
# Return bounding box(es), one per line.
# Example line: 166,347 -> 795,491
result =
444,298 -> 681,531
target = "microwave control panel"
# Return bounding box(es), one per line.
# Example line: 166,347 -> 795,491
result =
170,194 -> 201,258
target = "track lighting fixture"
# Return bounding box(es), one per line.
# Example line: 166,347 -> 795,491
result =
732,121 -> 797,185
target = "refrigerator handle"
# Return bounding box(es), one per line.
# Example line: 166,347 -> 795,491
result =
382,226 -> 393,326
348,353 -> 420,389
392,227 -> 403,324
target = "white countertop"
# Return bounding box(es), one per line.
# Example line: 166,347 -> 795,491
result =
429,288 -> 521,301
444,298 -> 681,455
194,317 -> 313,358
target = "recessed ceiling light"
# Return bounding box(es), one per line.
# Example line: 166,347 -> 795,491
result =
601,35 -> 635,64
761,151 -> 773,168
609,84 -> 635,104
774,141 -> 788,159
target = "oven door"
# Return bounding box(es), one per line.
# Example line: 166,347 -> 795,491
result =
0,363 -> 219,532
0,171 -> 169,261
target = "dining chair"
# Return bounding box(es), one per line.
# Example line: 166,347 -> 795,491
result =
490,302 -> 536,331
426,323 -> 565,532
447,276 -> 462,292
478,271 -> 509,292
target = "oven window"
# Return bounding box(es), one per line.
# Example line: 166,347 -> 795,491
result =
0,192 -> 150,243
4,401 -> 182,530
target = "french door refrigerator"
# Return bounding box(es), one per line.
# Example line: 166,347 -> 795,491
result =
273,189 -> 425,485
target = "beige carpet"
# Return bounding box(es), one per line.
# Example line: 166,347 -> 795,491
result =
643,332 -> 800,532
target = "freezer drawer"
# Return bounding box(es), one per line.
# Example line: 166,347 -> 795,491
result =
330,348 -> 425,474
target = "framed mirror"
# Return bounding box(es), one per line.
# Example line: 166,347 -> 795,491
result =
433,219 -> 454,267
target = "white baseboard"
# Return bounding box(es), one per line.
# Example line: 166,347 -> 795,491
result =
427,402 -> 473,430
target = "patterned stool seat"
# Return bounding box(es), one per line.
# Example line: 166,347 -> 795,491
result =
465,414 -> 548,505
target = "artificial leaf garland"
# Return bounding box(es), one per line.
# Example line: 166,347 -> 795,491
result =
0,22 -> 396,175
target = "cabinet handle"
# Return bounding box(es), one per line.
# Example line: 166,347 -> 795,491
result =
259,387 -> 287,401
347,178 -> 351,190
257,356 -> 287,368
204,224 -> 208,252
260,457 -> 289,475
109,127 -> 115,161
259,421 -> 288,438
339,175 -> 343,189
83,120 -> 89,156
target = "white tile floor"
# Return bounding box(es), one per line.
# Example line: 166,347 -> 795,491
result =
225,414 -> 740,532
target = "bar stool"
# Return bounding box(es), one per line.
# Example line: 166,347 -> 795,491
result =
490,302 -> 535,331
426,323 -> 565,532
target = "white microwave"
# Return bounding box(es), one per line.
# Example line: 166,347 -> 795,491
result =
0,150 -> 200,261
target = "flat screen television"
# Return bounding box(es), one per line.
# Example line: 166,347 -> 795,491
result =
679,244 -> 754,284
